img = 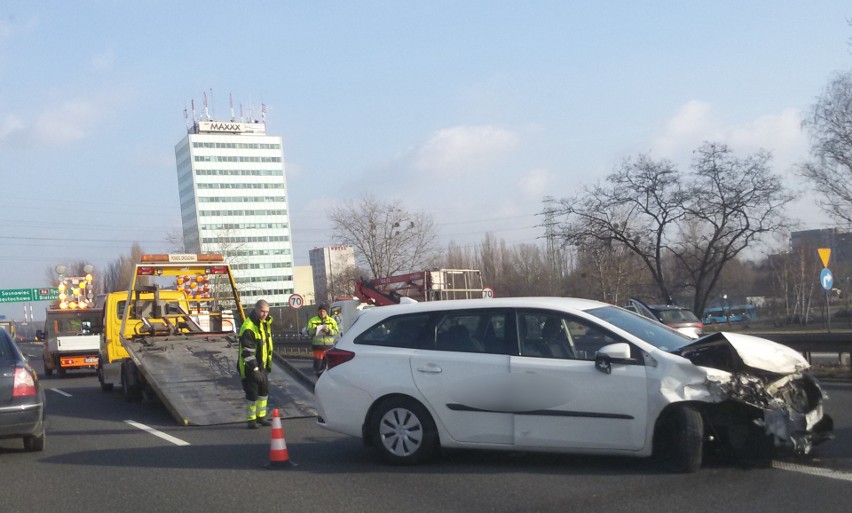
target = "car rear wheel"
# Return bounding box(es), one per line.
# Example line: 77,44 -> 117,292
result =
370,397 -> 438,465
24,430 -> 45,452
654,404 -> 703,473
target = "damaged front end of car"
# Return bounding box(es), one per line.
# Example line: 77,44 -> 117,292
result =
674,332 -> 834,457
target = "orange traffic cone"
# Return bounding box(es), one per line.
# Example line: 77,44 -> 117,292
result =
265,408 -> 295,468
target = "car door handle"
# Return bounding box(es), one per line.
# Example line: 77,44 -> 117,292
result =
416,364 -> 442,374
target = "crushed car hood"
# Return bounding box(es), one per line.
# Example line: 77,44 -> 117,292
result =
675,332 -> 810,375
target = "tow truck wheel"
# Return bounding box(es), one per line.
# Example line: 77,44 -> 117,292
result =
56,356 -> 66,378
97,362 -> 113,392
121,361 -> 141,401
43,355 -> 53,376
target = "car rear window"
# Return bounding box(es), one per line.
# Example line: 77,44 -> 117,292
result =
355,313 -> 431,349
0,331 -> 16,361
657,309 -> 700,324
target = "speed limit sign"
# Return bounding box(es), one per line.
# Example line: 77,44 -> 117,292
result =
482,286 -> 495,299
288,293 -> 304,310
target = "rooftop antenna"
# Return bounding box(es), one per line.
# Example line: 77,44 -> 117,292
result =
183,105 -> 190,130
229,93 -> 235,121
240,103 -> 244,122
191,99 -> 197,122
203,91 -> 210,120
261,102 -> 267,124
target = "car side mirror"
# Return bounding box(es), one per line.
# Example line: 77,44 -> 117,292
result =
595,343 -> 631,374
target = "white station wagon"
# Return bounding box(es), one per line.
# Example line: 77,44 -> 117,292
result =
314,297 -> 832,472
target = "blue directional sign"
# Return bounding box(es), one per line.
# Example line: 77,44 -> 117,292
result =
820,268 -> 834,291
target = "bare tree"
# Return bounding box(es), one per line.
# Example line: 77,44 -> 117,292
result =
326,263 -> 359,301
103,243 -> 145,293
164,227 -> 187,253
799,71 -> 852,224
556,143 -> 793,315
329,194 -> 439,279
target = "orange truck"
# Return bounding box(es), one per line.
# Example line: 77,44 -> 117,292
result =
41,307 -> 103,377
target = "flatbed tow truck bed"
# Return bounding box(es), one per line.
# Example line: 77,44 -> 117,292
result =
126,332 -> 315,425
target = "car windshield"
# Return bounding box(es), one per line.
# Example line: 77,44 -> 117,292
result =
585,305 -> 694,352
657,308 -> 700,324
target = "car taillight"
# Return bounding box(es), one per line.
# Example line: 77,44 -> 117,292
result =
324,348 -> 355,370
13,366 -> 37,397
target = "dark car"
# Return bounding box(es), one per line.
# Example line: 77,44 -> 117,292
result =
0,329 -> 46,451
626,297 -> 704,339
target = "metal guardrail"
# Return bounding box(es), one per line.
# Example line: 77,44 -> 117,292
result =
272,333 -> 312,358
751,332 -> 852,363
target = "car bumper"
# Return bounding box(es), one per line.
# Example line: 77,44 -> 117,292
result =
315,373 -> 374,439
0,402 -> 45,439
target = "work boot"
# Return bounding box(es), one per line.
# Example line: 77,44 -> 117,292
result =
257,417 -> 272,427
247,420 -> 259,429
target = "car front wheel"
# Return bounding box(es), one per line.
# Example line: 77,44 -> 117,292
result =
370,397 -> 438,465
654,404 -> 703,473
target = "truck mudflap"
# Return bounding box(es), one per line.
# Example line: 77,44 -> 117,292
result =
126,335 -> 316,426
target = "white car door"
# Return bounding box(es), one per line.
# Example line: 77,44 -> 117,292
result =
410,309 -> 514,445
511,310 -> 649,451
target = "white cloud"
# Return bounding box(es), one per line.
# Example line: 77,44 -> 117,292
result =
409,124 -> 519,175
0,88 -> 132,148
0,113 -> 25,140
517,168 -> 554,200
32,98 -> 101,145
650,101 -> 808,172
91,49 -> 115,70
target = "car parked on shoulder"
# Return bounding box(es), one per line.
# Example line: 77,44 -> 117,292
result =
0,329 -> 46,451
315,297 -> 832,472
626,297 -> 704,338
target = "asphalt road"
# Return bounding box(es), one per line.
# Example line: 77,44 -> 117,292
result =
2,343 -> 852,513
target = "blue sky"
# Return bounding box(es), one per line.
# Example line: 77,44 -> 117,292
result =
1,1 -> 850,320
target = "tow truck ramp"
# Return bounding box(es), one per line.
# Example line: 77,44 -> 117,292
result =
127,334 -> 315,426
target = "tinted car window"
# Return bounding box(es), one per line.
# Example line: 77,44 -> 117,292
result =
0,330 -> 15,360
355,313 -> 431,349
518,310 -> 628,361
656,308 -> 700,324
433,310 -> 511,354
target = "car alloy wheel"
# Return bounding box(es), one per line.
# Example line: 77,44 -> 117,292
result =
380,407 -> 424,457
371,397 -> 437,464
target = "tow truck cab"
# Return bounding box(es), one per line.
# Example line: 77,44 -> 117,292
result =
98,289 -> 191,392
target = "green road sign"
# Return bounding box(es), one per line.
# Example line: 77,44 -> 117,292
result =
34,288 -> 59,301
0,288 -> 60,303
0,288 -> 33,303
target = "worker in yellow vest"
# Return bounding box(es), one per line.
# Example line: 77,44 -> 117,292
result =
238,300 -> 274,429
307,302 -> 339,376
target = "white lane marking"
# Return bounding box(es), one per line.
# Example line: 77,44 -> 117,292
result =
48,388 -> 72,397
773,461 -> 852,482
124,420 -> 191,446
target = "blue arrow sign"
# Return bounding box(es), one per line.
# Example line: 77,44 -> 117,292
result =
820,268 -> 834,291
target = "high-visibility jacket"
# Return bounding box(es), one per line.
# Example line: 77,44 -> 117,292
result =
307,315 -> 339,349
238,313 -> 274,378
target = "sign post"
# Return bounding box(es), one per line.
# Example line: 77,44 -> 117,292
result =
288,294 -> 304,335
818,248 -> 832,332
